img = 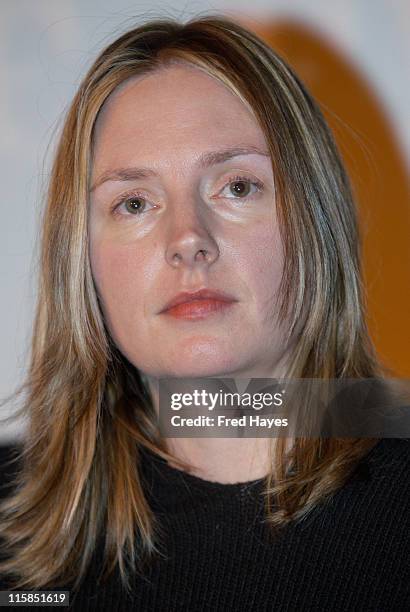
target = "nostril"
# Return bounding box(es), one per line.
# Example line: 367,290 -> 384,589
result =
196,249 -> 208,261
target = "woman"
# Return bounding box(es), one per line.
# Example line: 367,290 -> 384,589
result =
0,14 -> 409,611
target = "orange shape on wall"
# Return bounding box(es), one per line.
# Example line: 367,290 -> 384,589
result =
247,19 -> 410,377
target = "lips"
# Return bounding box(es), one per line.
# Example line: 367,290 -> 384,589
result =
159,288 -> 238,314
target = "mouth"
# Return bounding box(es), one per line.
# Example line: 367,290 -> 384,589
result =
159,288 -> 238,320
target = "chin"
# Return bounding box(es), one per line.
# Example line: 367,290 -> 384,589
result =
162,352 -> 244,379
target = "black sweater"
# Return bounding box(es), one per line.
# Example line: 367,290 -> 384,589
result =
0,438 -> 409,611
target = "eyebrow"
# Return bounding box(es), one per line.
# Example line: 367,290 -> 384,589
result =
90,145 -> 270,193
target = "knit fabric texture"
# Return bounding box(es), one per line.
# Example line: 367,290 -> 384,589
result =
0,438 -> 409,611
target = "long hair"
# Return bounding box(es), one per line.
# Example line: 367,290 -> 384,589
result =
0,14 -> 386,591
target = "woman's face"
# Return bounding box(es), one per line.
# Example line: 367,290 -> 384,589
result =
89,63 -> 289,379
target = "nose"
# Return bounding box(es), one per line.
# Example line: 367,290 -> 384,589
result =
165,206 -> 219,269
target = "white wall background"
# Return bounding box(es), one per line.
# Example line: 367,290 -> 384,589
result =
1,0 -> 409,441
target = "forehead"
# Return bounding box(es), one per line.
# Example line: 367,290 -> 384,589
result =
92,64 -> 268,168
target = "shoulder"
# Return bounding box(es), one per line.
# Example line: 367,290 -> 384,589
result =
364,438 -> 410,475
310,439 -> 410,532
368,438 -> 410,497
343,438 -> 410,520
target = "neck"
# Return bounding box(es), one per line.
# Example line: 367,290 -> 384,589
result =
143,366 -> 291,484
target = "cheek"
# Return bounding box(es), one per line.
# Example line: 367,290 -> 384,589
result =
90,241 -> 138,306
89,239 -> 154,353
243,222 -> 284,301
89,242 -> 156,373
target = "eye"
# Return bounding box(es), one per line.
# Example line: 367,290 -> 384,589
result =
110,192 -> 155,218
218,175 -> 264,200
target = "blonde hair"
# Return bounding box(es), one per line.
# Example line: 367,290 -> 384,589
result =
0,14 -> 385,591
